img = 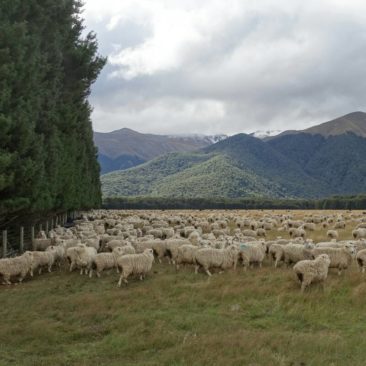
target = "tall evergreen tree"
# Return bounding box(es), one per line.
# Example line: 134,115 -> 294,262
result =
0,0 -> 106,221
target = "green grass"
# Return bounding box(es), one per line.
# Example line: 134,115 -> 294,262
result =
1,257 -> 366,365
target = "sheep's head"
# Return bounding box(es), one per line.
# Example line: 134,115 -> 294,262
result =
345,244 -> 356,256
317,254 -> 331,266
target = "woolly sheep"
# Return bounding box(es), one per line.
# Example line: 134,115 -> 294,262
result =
353,228 -> 366,240
293,254 -> 331,293
75,245 -> 97,275
356,249 -> 366,273
32,238 -> 53,251
238,243 -> 264,268
89,252 -> 118,278
283,244 -> 314,266
117,248 -> 154,286
312,244 -> 356,275
0,251 -> 34,285
175,244 -> 200,270
30,251 -> 56,276
288,228 -> 306,239
194,245 -> 239,276
327,230 -> 339,240
269,244 -> 285,268
46,245 -> 65,270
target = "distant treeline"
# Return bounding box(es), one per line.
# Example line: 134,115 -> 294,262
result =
103,195 -> 366,210
0,1 -> 105,223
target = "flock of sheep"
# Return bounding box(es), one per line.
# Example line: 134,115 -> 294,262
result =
1,209 -> 366,292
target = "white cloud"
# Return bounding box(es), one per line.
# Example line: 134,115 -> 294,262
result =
84,0 -> 366,134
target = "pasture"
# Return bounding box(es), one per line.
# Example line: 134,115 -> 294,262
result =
1,210 -> 366,366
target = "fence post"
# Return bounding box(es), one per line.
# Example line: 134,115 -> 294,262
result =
45,220 -> 49,234
2,230 -> 7,258
20,226 -> 24,253
39,223 -> 42,233
31,226 -> 35,242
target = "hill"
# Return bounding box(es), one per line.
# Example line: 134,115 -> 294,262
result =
101,134 -> 329,199
94,128 -> 226,174
271,111 -> 366,140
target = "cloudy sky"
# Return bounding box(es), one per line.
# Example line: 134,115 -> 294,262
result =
84,0 -> 366,135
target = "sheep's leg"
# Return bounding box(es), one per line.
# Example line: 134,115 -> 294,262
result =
139,275 -> 143,281
48,265 -> 52,273
69,262 -> 74,272
300,282 -> 307,293
30,268 -> 34,277
194,265 -> 199,274
117,275 -> 123,287
89,269 -> 93,278
158,258 -> 162,264
80,268 -> 83,275
338,268 -> 342,276
205,268 -> 212,277
97,271 -> 101,278
362,267 -> 366,274
38,268 -> 42,275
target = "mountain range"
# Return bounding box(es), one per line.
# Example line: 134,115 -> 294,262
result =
94,128 -> 226,174
100,111 -> 366,199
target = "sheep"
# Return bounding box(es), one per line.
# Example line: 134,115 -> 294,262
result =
75,244 -> 97,275
30,251 -> 56,276
116,248 -> 155,286
175,244 -> 200,270
334,221 -> 346,229
256,228 -> 266,238
32,238 -> 52,251
312,244 -> 356,275
0,251 -> 34,285
269,244 -> 285,268
242,229 -> 257,238
283,244 -> 314,266
194,245 -> 239,276
165,239 -> 191,264
66,246 -> 81,272
356,249 -> 366,273
89,252 -> 118,278
302,223 -> 316,231
327,230 -> 339,240
293,254 -> 331,293
83,238 -> 100,251
288,228 -> 306,239
46,245 -> 65,270
104,239 -> 130,252
238,243 -> 265,268
353,228 -> 366,240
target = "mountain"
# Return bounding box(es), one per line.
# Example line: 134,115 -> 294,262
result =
101,134 -> 329,199
94,128 -> 227,174
270,111 -> 366,140
101,112 -> 366,199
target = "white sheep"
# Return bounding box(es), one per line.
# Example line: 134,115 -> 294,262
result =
293,254 -> 331,293
353,228 -> 366,240
0,251 -> 34,285
312,244 -> 355,275
238,243 -> 265,268
30,251 -> 56,276
46,245 -> 65,270
194,245 -> 239,276
356,249 -> 366,273
175,244 -> 200,270
75,244 -> 97,275
283,244 -> 314,266
327,230 -> 339,240
32,238 -> 52,251
269,244 -> 285,268
117,248 -> 155,286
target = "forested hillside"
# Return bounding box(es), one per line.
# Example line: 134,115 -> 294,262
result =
0,0 -> 105,221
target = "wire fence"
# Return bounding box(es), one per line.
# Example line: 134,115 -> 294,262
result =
0,211 -> 80,258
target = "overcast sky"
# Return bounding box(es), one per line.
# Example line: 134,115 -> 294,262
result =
84,0 -> 366,135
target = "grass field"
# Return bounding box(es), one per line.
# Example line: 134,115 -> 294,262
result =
1,210 -> 365,366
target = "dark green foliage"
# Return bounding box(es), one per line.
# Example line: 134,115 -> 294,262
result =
103,195 -> 366,210
0,0 -> 105,220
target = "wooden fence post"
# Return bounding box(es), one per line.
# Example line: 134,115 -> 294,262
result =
45,220 -> 49,234
39,223 -> 42,233
31,226 -> 35,242
20,227 -> 24,253
2,230 -> 7,258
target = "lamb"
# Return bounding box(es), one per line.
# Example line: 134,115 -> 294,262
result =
194,245 -> 239,276
356,249 -> 366,273
30,251 -> 56,276
312,244 -> 355,275
293,254 -> 331,293
0,251 -> 34,285
75,244 -> 97,275
327,230 -> 339,240
283,244 -> 314,266
117,248 -> 155,286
